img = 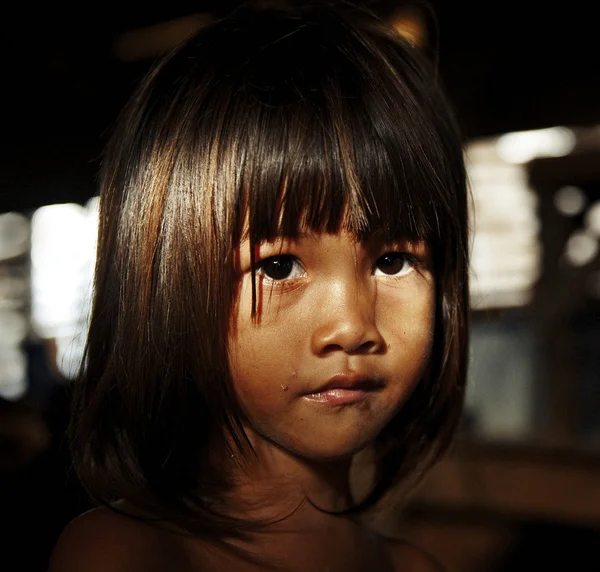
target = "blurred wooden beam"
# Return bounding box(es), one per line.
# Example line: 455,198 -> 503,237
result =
408,443 -> 600,527
111,13 -> 212,61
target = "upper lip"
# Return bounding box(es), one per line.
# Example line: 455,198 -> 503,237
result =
307,372 -> 384,394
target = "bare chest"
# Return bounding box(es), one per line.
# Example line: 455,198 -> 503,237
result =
174,526 -> 395,572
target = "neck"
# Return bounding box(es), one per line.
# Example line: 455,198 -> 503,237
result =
225,431 -> 360,524
207,431 -> 386,571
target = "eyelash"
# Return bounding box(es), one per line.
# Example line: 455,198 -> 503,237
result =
255,255 -> 306,283
373,252 -> 420,277
254,252 -> 420,283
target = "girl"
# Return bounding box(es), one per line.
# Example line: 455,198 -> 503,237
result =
50,1 -> 469,570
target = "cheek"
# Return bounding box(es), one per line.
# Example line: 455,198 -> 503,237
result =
411,293 -> 436,380
228,277 -> 304,385
409,295 -> 436,370
409,297 -> 436,359
379,286 -> 436,375
228,321 -> 290,421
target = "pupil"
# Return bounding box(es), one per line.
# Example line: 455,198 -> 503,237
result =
379,253 -> 404,275
264,256 -> 293,280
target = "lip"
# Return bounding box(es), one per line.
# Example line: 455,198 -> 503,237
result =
303,372 -> 383,406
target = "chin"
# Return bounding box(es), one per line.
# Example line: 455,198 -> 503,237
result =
268,430 -> 378,463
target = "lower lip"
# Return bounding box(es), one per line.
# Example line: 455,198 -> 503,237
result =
303,388 -> 371,406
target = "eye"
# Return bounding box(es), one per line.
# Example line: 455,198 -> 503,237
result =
373,252 -> 415,277
256,255 -> 305,282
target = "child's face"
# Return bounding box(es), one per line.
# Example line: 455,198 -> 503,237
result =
229,230 -> 435,461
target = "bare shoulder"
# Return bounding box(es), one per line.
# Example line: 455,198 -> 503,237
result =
48,505 -> 187,572
384,535 -> 448,572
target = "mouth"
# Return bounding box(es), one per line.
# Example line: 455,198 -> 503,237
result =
303,372 -> 384,406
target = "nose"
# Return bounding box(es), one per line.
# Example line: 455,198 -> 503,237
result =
310,279 -> 385,356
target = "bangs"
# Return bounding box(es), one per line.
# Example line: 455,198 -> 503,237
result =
148,6 -> 465,253
235,97 -> 453,247
203,15 -> 465,248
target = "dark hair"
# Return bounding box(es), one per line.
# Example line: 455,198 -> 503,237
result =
69,0 -> 469,539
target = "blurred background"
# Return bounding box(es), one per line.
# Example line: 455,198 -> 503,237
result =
1,1 -> 600,570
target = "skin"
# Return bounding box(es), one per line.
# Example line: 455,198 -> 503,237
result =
228,230 -> 435,513
49,230 -> 441,572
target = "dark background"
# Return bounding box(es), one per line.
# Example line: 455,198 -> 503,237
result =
1,0 -> 599,213
1,2 -> 600,571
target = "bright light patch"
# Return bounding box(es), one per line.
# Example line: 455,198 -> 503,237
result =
0,212 -> 30,400
465,138 -> 541,310
584,200 -> 600,236
554,185 -> 587,217
0,212 -> 29,261
30,200 -> 99,378
564,230 -> 599,267
0,346 -> 27,401
496,127 -> 576,164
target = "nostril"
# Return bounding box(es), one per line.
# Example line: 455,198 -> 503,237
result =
321,342 -> 345,355
348,340 -> 378,355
